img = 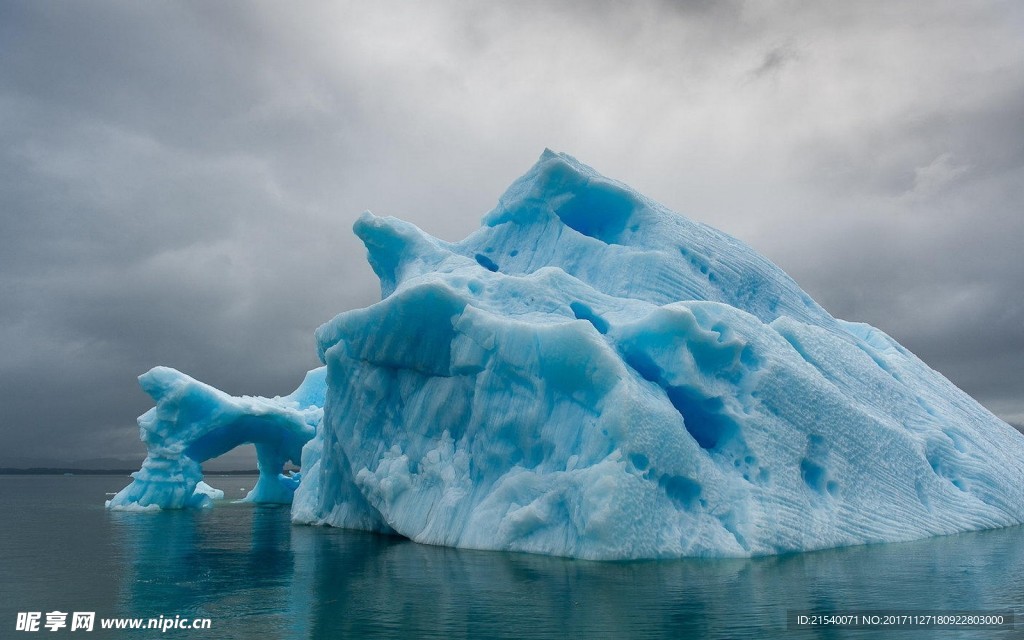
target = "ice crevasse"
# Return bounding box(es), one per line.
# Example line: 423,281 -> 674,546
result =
113,150 -> 1024,560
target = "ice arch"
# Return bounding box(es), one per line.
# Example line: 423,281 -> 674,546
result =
106,366 -> 325,510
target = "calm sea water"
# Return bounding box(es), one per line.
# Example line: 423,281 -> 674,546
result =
1,475 -> 1022,639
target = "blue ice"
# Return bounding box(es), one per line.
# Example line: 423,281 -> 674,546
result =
106,366 -> 324,510
113,150 -> 1024,560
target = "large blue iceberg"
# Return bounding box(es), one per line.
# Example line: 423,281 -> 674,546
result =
111,150 -> 1024,559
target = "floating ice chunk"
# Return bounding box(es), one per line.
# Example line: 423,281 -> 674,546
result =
193,480 -> 224,501
105,501 -> 162,513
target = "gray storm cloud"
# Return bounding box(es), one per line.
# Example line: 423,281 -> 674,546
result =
1,0 -> 1022,467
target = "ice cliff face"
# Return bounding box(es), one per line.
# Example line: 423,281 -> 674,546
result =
106,366 -> 324,510
292,150 -> 1024,559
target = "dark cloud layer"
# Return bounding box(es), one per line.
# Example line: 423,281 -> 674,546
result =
1,1 -> 1022,468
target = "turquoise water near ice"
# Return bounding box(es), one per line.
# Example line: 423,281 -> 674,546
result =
1,475 -> 1022,639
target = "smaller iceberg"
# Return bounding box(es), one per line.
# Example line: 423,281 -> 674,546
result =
106,366 -> 325,510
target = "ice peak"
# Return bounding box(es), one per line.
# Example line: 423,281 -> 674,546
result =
354,212 -> 451,298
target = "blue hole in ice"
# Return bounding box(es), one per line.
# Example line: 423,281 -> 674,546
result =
665,387 -> 735,451
553,183 -> 634,245
800,458 -> 829,494
475,254 -> 499,272
570,301 -> 609,335
660,475 -> 702,510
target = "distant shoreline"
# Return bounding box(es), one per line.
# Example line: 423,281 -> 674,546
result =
0,468 -> 261,476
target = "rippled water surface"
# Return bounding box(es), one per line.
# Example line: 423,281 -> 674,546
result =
2,475 -> 1022,639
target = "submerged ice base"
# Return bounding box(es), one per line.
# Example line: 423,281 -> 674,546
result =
111,150 -> 1024,559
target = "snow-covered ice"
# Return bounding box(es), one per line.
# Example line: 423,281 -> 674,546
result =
114,150 -> 1024,559
193,480 -> 225,501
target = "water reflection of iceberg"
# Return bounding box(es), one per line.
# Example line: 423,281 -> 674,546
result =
288,522 -> 1024,638
110,497 -> 296,637
111,501 -> 1023,638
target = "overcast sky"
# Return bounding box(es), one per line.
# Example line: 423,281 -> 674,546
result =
1,0 -> 1021,468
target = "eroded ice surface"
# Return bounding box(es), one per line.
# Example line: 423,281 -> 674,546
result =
107,366 -> 325,510
291,150 -> 1024,559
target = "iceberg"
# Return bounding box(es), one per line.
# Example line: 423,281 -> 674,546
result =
113,150 -> 1024,559
106,366 -> 325,510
